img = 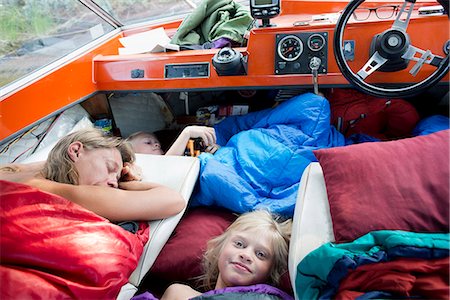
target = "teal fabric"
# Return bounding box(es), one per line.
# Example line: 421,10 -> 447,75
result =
170,0 -> 253,46
295,230 -> 450,299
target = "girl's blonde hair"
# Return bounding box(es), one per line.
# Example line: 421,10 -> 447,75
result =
42,128 -> 135,185
200,210 -> 292,290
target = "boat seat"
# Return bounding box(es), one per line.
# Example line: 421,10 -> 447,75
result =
288,162 -> 335,299
21,146 -> 200,300
117,154 -> 199,299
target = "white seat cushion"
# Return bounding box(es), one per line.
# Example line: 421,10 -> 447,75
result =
119,154 -> 200,299
288,162 -> 334,299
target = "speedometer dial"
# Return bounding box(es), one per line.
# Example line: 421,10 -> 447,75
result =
277,35 -> 303,61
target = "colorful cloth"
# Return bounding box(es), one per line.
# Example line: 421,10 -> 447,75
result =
132,284 -> 293,300
296,231 -> 449,299
170,0 -> 253,46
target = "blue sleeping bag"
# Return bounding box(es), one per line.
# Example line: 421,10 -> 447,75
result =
412,115 -> 450,136
192,93 -> 346,217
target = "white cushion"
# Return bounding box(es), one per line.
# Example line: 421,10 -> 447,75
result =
119,154 -> 200,299
288,162 -> 334,299
117,283 -> 138,300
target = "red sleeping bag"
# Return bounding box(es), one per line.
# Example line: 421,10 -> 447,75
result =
0,180 -> 149,299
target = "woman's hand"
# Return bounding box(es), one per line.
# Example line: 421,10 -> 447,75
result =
120,162 -> 143,182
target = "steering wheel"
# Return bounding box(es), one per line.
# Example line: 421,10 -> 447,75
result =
334,0 -> 449,98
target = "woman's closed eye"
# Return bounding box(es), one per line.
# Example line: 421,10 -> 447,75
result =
107,162 -> 118,173
107,162 -> 121,180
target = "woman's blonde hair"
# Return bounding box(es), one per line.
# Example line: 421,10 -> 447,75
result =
42,128 -> 135,185
200,210 -> 292,290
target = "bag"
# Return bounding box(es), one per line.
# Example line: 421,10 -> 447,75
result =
326,89 -> 420,140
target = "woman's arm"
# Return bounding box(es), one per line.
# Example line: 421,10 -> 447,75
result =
26,177 -> 185,222
165,126 -> 216,156
0,162 -> 45,181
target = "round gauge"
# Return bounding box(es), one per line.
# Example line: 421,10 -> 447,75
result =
277,35 -> 303,61
307,34 -> 326,52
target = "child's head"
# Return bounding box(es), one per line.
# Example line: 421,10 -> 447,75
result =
201,210 -> 292,290
126,131 -> 164,155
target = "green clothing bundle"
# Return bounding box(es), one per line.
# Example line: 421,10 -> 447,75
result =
170,0 -> 253,47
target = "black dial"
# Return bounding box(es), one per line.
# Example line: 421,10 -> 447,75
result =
277,35 -> 303,61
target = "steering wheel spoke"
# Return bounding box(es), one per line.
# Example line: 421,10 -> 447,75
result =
402,45 -> 444,76
392,0 -> 415,32
357,51 -> 388,79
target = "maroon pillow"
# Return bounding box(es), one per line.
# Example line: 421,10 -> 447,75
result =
149,207 -> 237,283
313,129 -> 449,243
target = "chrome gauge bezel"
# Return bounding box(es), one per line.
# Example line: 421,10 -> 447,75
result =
307,33 -> 326,52
277,35 -> 303,61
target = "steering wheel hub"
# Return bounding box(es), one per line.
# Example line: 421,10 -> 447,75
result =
377,29 -> 410,59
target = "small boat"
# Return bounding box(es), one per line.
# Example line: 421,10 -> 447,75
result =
0,0 -> 448,299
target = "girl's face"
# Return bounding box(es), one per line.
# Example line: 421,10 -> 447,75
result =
215,229 -> 274,289
131,133 -> 164,155
73,146 -> 123,188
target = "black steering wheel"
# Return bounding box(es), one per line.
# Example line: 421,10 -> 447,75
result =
334,0 -> 449,98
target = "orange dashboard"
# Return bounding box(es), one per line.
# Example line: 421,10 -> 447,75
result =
93,0 -> 448,91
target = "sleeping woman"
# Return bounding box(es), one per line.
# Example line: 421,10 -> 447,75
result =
0,128 -> 185,222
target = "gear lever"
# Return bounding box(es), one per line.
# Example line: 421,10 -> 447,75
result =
309,57 -> 322,95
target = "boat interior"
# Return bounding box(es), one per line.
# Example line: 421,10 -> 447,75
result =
0,0 -> 448,299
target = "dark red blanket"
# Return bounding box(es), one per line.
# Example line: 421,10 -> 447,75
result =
0,180 -> 149,299
335,257 -> 450,299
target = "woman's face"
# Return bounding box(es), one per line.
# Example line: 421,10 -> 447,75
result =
131,133 -> 164,155
215,229 -> 274,289
73,146 -> 123,188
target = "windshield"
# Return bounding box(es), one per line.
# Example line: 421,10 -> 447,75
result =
93,0 -> 196,25
0,0 -> 117,88
93,0 -> 249,25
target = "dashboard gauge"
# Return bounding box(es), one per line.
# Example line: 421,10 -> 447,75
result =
307,34 -> 326,51
277,35 -> 303,61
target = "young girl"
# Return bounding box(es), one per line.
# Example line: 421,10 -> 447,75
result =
160,210 -> 292,300
0,128 -> 185,222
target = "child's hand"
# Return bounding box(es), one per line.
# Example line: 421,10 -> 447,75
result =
121,162 -> 143,182
184,126 -> 216,146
